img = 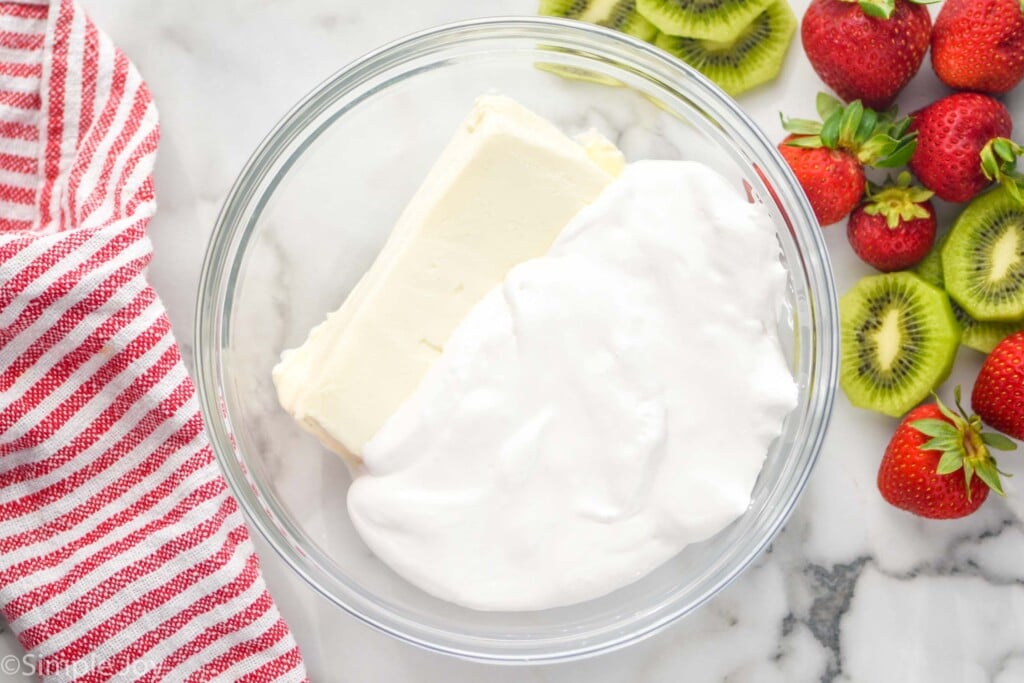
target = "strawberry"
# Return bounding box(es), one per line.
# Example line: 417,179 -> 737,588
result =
878,388 -> 1015,519
780,94 -> 917,226
908,93 -> 1024,204
847,172 -> 936,271
778,139 -> 865,226
972,331 -> 1024,440
932,0 -> 1024,95
801,0 -> 933,111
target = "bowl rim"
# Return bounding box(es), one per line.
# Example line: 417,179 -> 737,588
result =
195,15 -> 839,664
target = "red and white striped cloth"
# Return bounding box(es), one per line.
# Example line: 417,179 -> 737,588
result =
0,1 -> 307,680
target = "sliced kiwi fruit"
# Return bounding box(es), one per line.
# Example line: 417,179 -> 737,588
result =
653,1 -> 796,97
913,243 -> 945,291
916,240 -> 1024,353
841,272 -> 961,417
637,0 -> 775,42
540,0 -> 658,41
942,185 -> 1024,323
534,61 -> 627,87
957,303 -> 1024,353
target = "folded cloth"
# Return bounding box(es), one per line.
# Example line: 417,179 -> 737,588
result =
0,1 -> 307,680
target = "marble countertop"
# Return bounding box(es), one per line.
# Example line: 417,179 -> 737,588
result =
3,1 -> 1024,681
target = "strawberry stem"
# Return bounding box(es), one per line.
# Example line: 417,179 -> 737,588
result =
850,0 -> 939,19
914,388 -> 1016,500
980,137 -> 1024,204
855,0 -> 895,19
782,95 -> 917,168
862,172 -> 934,228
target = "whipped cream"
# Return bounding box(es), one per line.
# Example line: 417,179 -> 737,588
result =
348,161 -> 798,611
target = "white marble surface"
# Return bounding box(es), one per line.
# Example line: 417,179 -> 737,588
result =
4,1 -> 1024,681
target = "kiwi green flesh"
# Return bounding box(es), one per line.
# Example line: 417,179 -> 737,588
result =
637,0 -> 775,41
955,305 -> 1024,353
540,0 -> 658,40
534,61 -> 627,87
840,272 -> 961,417
914,243 -> 944,289
916,239 -> 1024,353
942,186 -> 1024,323
654,1 -> 795,96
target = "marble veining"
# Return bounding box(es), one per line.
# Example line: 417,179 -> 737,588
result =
0,0 -> 1021,681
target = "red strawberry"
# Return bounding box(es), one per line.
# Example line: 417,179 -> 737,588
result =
847,172 -> 936,271
932,0 -> 1024,95
972,331 -> 1024,440
908,93 -> 1022,203
778,139 -> 865,226
780,95 -> 917,226
878,389 -> 1015,519
801,0 -> 932,111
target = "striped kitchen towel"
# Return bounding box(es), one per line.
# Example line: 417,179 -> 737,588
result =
0,1 -> 308,681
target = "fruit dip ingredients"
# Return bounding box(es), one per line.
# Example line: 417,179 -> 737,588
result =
839,272 -> 960,418
273,96 -> 618,464
931,0 -> 1024,95
773,0 -> 1024,519
539,0 -> 798,96
908,93 -> 1015,204
878,390 -> 1013,520
778,95 -> 917,226
847,173 -> 936,272
972,332 -> 1024,441
347,161 -> 797,611
801,0 -> 931,111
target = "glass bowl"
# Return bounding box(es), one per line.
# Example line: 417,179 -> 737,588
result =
195,17 -> 838,664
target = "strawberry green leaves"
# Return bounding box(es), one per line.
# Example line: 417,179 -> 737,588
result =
910,386 -> 1015,500
860,115 -> 917,168
817,91 -> 843,121
980,137 -> 1024,203
862,171 -> 934,228
983,432 -> 1019,451
851,0 -> 939,20
781,93 -> 917,168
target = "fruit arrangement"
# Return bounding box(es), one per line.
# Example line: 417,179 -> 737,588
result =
778,95 -> 916,224
539,0 -> 799,96
792,0 -> 1024,520
538,0 -> 1024,520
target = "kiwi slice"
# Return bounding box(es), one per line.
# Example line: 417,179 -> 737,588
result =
534,61 -> 627,87
942,185 -> 1024,323
540,0 -> 658,41
913,243 -> 945,290
916,241 -> 1024,353
841,272 -> 961,417
653,1 -> 796,97
637,0 -> 775,42
960,312 -> 1024,353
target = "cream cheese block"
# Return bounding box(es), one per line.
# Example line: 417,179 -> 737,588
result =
273,95 -> 620,463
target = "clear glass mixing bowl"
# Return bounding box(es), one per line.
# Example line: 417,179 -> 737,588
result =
195,17 -> 838,663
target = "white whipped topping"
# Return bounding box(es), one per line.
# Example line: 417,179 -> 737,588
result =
348,161 -> 798,611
